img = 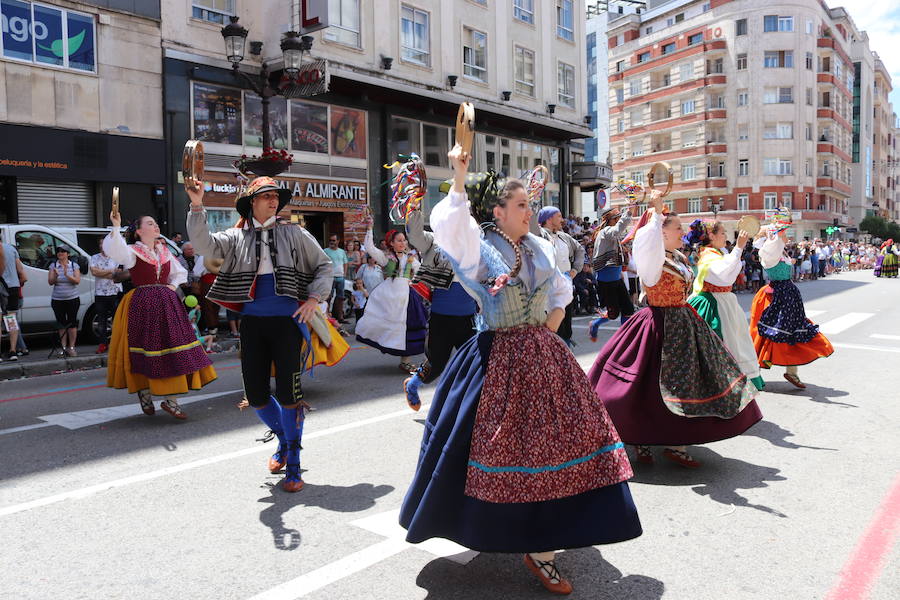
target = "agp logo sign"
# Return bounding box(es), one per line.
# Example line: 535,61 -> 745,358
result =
0,0 -> 96,72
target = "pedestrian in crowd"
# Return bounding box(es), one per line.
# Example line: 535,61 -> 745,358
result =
351,280 -> 367,322
170,232 -> 184,247
536,205 -> 584,346
810,240 -> 820,280
48,247 -> 81,358
0,240 -> 27,362
184,295 -> 216,353
323,234 -> 349,322
589,192 -> 760,469
356,217 -> 427,373
401,144 -> 641,595
105,213 -> 216,420
177,242 -> 202,297
346,239 -> 363,281
573,264 -> 599,314
89,246 -> 124,354
403,196 -> 477,411
187,176 -> 333,493
749,209 -> 834,389
226,309 -> 241,338
684,220 -> 764,391
356,253 -> 384,293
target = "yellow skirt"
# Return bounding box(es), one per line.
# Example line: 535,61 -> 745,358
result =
107,289 -> 218,396
306,318 -> 350,368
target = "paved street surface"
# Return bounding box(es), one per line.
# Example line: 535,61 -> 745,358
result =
1,270 -> 898,600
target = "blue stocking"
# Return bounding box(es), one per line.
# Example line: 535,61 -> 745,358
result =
281,406 -> 303,484
405,373 -> 423,408
255,396 -> 286,464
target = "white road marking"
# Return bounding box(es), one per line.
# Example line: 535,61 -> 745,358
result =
832,342 -> 900,354
0,423 -> 53,436
870,334 -> 900,341
806,309 -> 826,318
247,510 -> 478,600
0,404 -> 428,518
818,313 -> 875,335
246,538 -> 410,600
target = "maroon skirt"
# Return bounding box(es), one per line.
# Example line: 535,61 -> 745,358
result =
588,306 -> 762,446
127,285 -> 212,379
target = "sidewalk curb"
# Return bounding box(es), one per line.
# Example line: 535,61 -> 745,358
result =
0,339 -> 241,381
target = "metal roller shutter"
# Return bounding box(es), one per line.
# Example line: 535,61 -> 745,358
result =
17,179 -> 95,226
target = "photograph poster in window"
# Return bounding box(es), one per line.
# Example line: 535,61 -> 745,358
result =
290,100 -> 328,153
192,83 -> 242,145
244,93 -> 288,148
330,107 -> 367,159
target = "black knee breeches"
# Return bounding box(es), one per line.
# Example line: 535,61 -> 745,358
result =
239,315 -> 304,407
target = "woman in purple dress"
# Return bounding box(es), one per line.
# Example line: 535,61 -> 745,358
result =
105,212 -> 216,419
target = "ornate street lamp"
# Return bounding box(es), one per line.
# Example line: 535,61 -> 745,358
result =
220,16 -> 312,151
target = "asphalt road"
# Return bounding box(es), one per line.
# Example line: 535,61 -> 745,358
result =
1,270 -> 898,600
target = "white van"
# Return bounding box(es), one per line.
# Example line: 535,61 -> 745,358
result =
1,224 -> 95,339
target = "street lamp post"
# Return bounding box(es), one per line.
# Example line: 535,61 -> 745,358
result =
220,17 -> 312,150
709,197 -> 724,218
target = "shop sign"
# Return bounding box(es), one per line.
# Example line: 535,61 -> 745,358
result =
280,59 -> 329,98
202,171 -> 366,211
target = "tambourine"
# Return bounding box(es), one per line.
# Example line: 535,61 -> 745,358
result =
203,257 -> 225,275
736,214 -> 761,237
111,186 -> 120,219
182,140 -> 205,192
455,102 -> 475,160
644,162 -> 673,201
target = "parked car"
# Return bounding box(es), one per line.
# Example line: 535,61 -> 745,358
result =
1,224 -> 182,342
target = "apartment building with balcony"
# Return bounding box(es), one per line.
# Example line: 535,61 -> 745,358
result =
871,55 -> 896,221
605,0 -> 886,240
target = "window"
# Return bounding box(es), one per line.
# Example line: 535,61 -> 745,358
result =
192,0 -> 235,24
737,90 -> 749,106
806,87 -> 813,105
615,87 -> 624,103
764,192 -> 778,209
617,119 -> 624,133
764,158 -> 792,175
702,2 -> 711,12
806,20 -> 814,34
325,0 -> 361,47
736,53 -> 747,70
401,5 -> 430,65
423,124 -> 450,167
513,0 -> 534,24
763,122 -> 792,139
463,27 -> 487,81
737,194 -> 749,210
805,52 -> 813,70
616,59 -> 625,72
0,1 -> 97,72
681,129 -> 696,147
779,16 -> 793,31
630,109 -> 642,126
782,192 -> 793,209
556,0 -> 574,41
557,62 -> 575,108
709,58 -> 723,74
765,50 -> 793,68
629,79 -> 641,96
391,117 -> 421,157
14,231 -> 82,271
645,26 -> 654,35
680,62 -> 693,82
638,51 -> 651,63
681,99 -> 695,114
763,15 -> 778,32
738,159 -> 749,176
736,18 -> 748,35
738,125 -> 749,140
805,123 -> 812,141
779,87 -> 793,103
630,172 -> 644,185
662,42 -> 676,55
688,197 -> 702,213
682,164 -> 696,180
514,46 -> 535,96
676,13 -> 684,23
688,32 -> 703,46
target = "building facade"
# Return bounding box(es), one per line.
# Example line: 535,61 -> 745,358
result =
0,0 -> 165,229
605,0 -> 893,240
161,0 -> 595,245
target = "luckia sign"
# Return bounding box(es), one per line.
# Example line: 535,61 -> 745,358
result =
0,0 -> 96,72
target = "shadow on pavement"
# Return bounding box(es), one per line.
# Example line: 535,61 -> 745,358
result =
745,420 -> 838,451
257,481 -> 394,551
415,548 -> 664,599
629,446 -> 788,518
763,381 -> 855,407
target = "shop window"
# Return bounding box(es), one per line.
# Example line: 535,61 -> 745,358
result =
423,124 -> 450,168
391,117 -> 420,158
290,100 -> 329,154
0,0 -> 96,72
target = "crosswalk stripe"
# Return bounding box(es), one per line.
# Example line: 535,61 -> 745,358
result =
806,309 -> 826,318
818,313 -> 875,335
870,334 -> 900,341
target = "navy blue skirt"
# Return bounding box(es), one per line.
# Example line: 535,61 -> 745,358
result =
399,331 -> 642,553
758,280 -> 819,344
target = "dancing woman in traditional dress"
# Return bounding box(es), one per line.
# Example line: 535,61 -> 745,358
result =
355,221 -> 428,372
749,209 -> 834,389
684,220 -> 765,390
879,239 -> 899,278
400,145 -> 640,595
105,213 -> 217,420
587,193 -> 761,468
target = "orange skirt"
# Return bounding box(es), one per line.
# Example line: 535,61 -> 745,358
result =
749,286 -> 834,368
107,290 -> 218,396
